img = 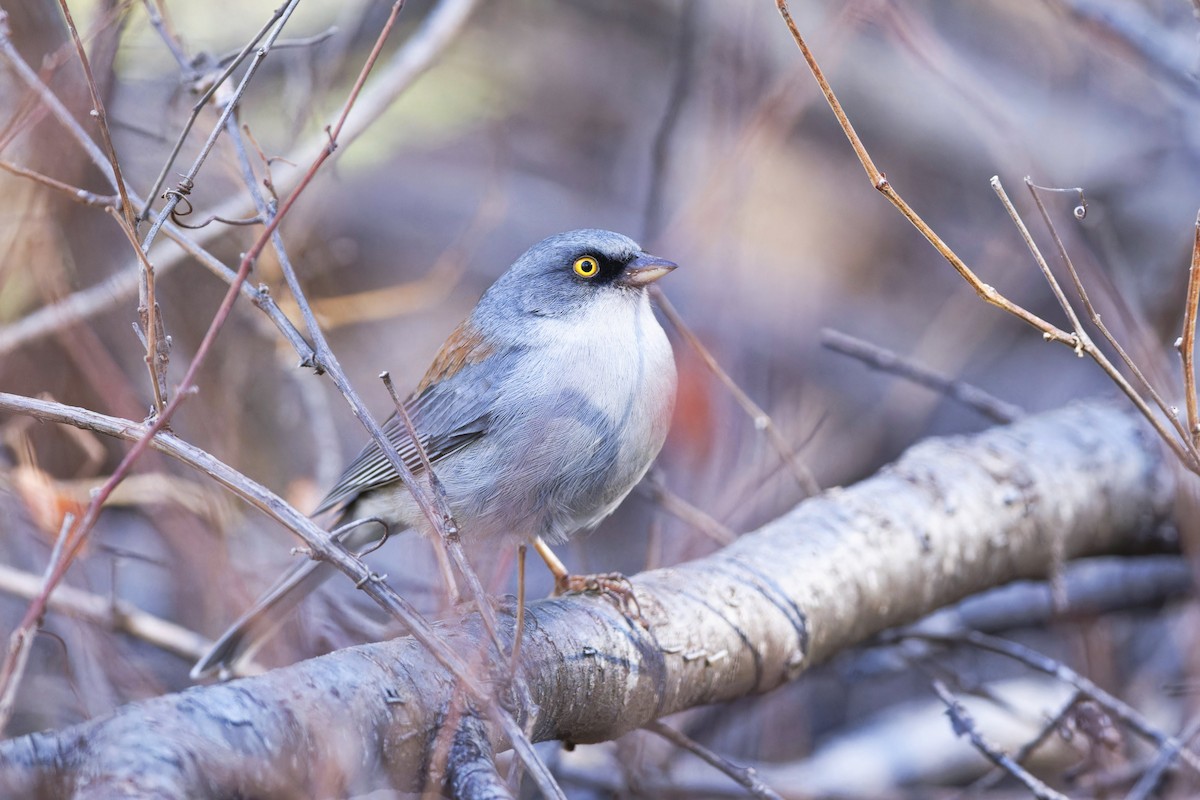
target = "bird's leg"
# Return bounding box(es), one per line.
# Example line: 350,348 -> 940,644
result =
530,536 -> 645,625
510,543 -> 527,675
531,535 -> 570,588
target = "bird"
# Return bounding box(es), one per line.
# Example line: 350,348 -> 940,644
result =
192,229 -> 678,679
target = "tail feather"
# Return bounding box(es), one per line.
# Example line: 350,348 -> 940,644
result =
190,558 -> 333,680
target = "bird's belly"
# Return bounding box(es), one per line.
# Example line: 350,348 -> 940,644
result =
442,305 -> 676,544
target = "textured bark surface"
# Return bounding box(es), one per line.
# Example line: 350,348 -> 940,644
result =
0,402 -> 1174,797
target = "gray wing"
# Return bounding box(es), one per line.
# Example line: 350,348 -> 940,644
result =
312,358 -> 504,516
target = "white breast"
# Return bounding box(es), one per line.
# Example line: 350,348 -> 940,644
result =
508,289 -> 677,538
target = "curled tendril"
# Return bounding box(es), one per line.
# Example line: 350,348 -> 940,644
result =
162,177 -> 261,229
162,176 -> 194,219
1028,179 -> 1088,222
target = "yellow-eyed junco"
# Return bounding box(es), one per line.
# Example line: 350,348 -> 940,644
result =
192,229 -> 678,678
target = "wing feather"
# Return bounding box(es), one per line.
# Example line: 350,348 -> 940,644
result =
313,319 -> 505,516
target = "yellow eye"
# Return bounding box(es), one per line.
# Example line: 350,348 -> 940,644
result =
573,255 -> 600,278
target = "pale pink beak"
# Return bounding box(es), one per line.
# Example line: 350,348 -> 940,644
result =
619,254 -> 677,287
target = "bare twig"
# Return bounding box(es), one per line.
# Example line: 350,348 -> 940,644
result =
773,1 -> 1077,343
821,328 -> 1023,424
0,562 -> 210,663
140,0 -> 190,70
962,691 -> 1081,795
652,288 -> 819,496
54,0 -> 134,229
139,0 -> 303,253
380,370 -> 461,604
0,0 -> 481,359
138,3 -> 292,218
915,631 -> 1200,778
1024,179 -> 1200,467
56,0 -> 171,414
990,177 -> 1089,346
645,720 -> 784,800
931,680 -> 1069,800
1126,715 -> 1200,800
1179,211 -> 1200,447
638,473 -> 737,546
773,0 -> 1199,473
641,2 -> 697,243
0,515 -> 72,728
0,159 -> 117,207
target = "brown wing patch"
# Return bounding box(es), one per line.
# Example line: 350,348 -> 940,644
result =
415,318 -> 495,393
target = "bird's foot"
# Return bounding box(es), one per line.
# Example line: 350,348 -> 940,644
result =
554,571 -> 647,627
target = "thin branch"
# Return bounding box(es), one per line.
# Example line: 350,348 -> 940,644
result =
55,0 -> 171,421
140,0 -> 190,70
963,691 -> 1081,795
0,562 -> 210,663
1179,211 -> 1200,448
0,159 -> 118,207
772,0 -> 1199,473
0,515 -> 72,729
915,631 -> 1200,778
931,680 -> 1069,800
773,1 -> 1078,345
652,288 -> 820,496
1126,715 -> 1200,800
139,0 -> 303,253
820,328 -> 1023,424
54,0 -> 135,229
138,4 -> 290,218
637,473 -> 737,546
645,720 -> 784,800
1021,179 -> 1200,468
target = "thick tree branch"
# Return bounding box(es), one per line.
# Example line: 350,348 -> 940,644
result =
0,402 -> 1173,796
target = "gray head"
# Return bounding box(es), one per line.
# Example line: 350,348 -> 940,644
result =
476,229 -> 677,321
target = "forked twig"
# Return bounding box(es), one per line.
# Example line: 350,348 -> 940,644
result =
1024,180 -> 1198,462
963,690 -> 1082,795
931,680 -> 1068,800
991,178 -> 1089,347
138,4 -> 291,218
914,631 -> 1200,778
773,0 -> 1199,473
774,1 -> 1077,344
